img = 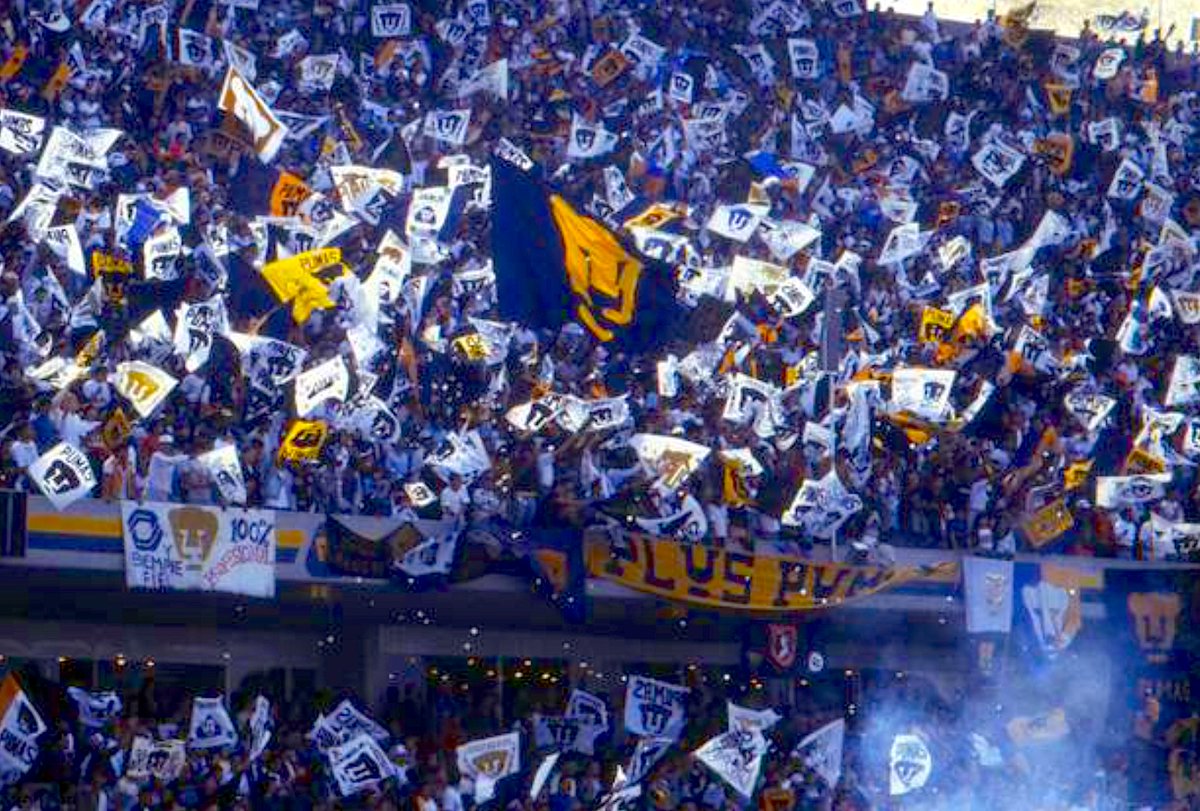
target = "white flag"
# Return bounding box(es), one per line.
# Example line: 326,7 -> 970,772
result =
706,204 -> 762,242
890,368 -> 956,421
457,59 -> 508,100
793,718 -> 845,788
972,141 -> 1026,187
1107,157 -> 1145,200
635,494 -> 708,541
619,736 -> 673,789
177,28 -> 213,68
1093,47 -> 1125,80
29,442 -> 95,510
693,729 -> 767,800
668,71 -> 695,104
294,356 -> 351,417
329,734 -> 396,796
878,222 -> 928,265
457,733 -> 520,802
1172,291 -> 1200,325
787,38 -> 819,79
41,223 -> 86,275
567,114 -> 619,160
1021,581 -> 1079,655
624,676 -> 688,739
781,469 -> 863,539
197,445 -> 247,505
1062,388 -> 1115,433
142,226 -> 183,280
67,688 -> 121,728
531,752 -> 560,800
900,62 -> 949,103
962,557 -> 1014,634
188,696 -> 238,749
0,109 -> 47,156
627,434 -> 710,489
298,54 -> 339,92
173,295 -> 227,373
249,695 -> 272,761
727,702 -> 780,735
223,40 -> 257,82
371,2 -> 411,36
125,737 -> 185,781
423,109 -> 471,146
889,734 -> 932,795
0,674 -> 45,786
1095,474 -> 1170,510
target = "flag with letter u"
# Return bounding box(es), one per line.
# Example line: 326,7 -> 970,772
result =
490,156 -> 681,350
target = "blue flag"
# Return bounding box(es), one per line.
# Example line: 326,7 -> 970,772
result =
490,157 -> 682,351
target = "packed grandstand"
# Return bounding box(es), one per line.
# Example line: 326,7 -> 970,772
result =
0,0 -> 1199,805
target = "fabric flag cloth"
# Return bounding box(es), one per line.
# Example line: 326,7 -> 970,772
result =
490,156 -> 682,351
309,700 -> 389,751
623,675 -> 688,739
530,752 -> 560,800
962,557 -> 1015,634
249,695 -> 272,762
0,675 -> 46,787
197,445 -> 248,505
125,737 -> 186,782
28,442 -> 96,510
187,696 -> 238,749
67,687 -> 121,728
617,736 -> 673,789
727,702 -> 781,735
456,732 -> 520,803
889,733 -> 932,795
693,728 -> 768,800
793,718 -> 845,788
328,734 -> 396,796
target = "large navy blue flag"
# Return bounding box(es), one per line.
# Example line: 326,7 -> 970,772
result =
490,156 -> 682,352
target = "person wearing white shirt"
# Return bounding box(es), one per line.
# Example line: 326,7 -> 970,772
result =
263,464 -> 297,511
145,436 -> 190,502
439,474 -> 471,525
9,425 -> 39,471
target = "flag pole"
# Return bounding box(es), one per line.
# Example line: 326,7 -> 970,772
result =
821,285 -> 845,562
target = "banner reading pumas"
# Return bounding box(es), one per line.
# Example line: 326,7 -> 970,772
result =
28,442 -> 96,511
491,156 -> 682,351
121,502 -> 276,597
0,675 -> 45,787
586,530 -> 949,612
624,676 -> 688,739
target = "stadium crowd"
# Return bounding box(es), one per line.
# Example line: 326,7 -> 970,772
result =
0,0 -> 1199,566
2,659 -> 1174,811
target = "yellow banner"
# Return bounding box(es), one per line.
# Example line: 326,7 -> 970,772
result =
590,50 -> 629,88
279,420 -> 328,463
918,307 -> 954,344
0,45 -> 29,82
1022,498 -> 1073,549
269,171 -> 312,217
1044,82 -> 1072,116
91,252 -> 134,277
261,248 -> 341,323
1064,459 -> 1093,491
1034,133 -> 1074,176
585,531 -> 951,613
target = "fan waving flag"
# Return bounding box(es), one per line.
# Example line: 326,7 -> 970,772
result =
490,156 -> 682,350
